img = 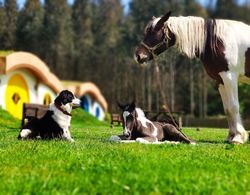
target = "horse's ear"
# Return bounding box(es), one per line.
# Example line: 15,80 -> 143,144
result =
152,16 -> 156,20
130,101 -> 136,111
117,101 -> 125,110
155,11 -> 171,31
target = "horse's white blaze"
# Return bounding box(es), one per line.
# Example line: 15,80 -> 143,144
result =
123,111 -> 131,135
136,108 -> 158,137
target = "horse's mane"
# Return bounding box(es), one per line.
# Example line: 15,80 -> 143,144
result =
164,16 -> 231,58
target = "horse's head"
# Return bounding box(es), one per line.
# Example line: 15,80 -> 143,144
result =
117,101 -> 137,138
134,11 -> 175,65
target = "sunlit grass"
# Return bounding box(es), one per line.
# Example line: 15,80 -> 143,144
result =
0,108 -> 249,194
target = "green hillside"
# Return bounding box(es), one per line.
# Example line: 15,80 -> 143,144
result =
0,107 -> 20,129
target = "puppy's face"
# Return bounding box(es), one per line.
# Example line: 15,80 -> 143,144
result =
54,90 -> 81,113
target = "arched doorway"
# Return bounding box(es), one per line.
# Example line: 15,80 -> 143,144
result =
5,74 -> 30,119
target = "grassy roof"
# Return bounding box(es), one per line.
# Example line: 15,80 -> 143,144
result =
71,108 -> 106,128
0,50 -> 14,57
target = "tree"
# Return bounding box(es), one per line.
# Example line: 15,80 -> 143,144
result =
2,0 -> 17,50
16,0 -> 44,55
212,0 -> 240,19
72,0 -> 94,80
90,0 -> 125,111
92,0 -> 123,50
42,0 -> 74,79
0,2 -> 6,48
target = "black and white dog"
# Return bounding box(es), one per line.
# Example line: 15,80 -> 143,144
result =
18,90 -> 81,142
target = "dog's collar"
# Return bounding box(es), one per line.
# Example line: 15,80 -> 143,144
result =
54,103 -> 72,116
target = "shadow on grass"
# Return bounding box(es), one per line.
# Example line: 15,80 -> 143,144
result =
198,140 -> 226,144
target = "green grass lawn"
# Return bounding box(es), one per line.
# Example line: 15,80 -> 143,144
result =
0,108 -> 249,194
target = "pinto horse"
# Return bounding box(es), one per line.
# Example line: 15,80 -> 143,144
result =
111,102 -> 194,144
134,11 -> 250,144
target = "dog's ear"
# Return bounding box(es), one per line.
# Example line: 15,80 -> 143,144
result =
54,95 -> 62,106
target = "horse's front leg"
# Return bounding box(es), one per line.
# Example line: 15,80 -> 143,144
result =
136,136 -> 157,143
219,72 -> 249,144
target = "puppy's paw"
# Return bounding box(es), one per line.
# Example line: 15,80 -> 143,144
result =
68,138 -> 75,142
19,129 -> 32,139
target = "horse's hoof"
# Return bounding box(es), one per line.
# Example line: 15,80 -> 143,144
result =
230,133 -> 248,144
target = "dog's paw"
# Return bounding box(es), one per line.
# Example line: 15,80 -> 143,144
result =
19,129 -> 32,139
68,138 -> 75,142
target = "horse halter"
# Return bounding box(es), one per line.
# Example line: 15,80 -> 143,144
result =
140,37 -> 168,59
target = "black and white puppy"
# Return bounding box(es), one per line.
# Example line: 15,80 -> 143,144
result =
18,90 -> 81,142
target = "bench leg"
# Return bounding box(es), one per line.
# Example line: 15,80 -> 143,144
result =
110,121 -> 114,128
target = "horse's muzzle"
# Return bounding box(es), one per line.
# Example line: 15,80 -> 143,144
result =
123,131 -> 131,138
134,46 -> 152,64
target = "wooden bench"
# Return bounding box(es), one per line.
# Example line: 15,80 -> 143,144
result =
110,113 -> 123,128
21,103 -> 48,128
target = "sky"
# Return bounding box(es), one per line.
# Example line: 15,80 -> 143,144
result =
15,0 -> 247,10
16,0 -> 127,7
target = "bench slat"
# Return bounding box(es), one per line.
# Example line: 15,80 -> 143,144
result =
21,103 -> 49,127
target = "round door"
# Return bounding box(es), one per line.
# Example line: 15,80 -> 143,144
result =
5,74 -> 30,119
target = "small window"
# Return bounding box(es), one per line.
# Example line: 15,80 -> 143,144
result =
95,107 -> 100,118
12,93 -> 21,104
43,93 -> 52,105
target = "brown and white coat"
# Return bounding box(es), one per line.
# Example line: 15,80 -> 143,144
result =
111,102 -> 194,144
135,12 -> 250,144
